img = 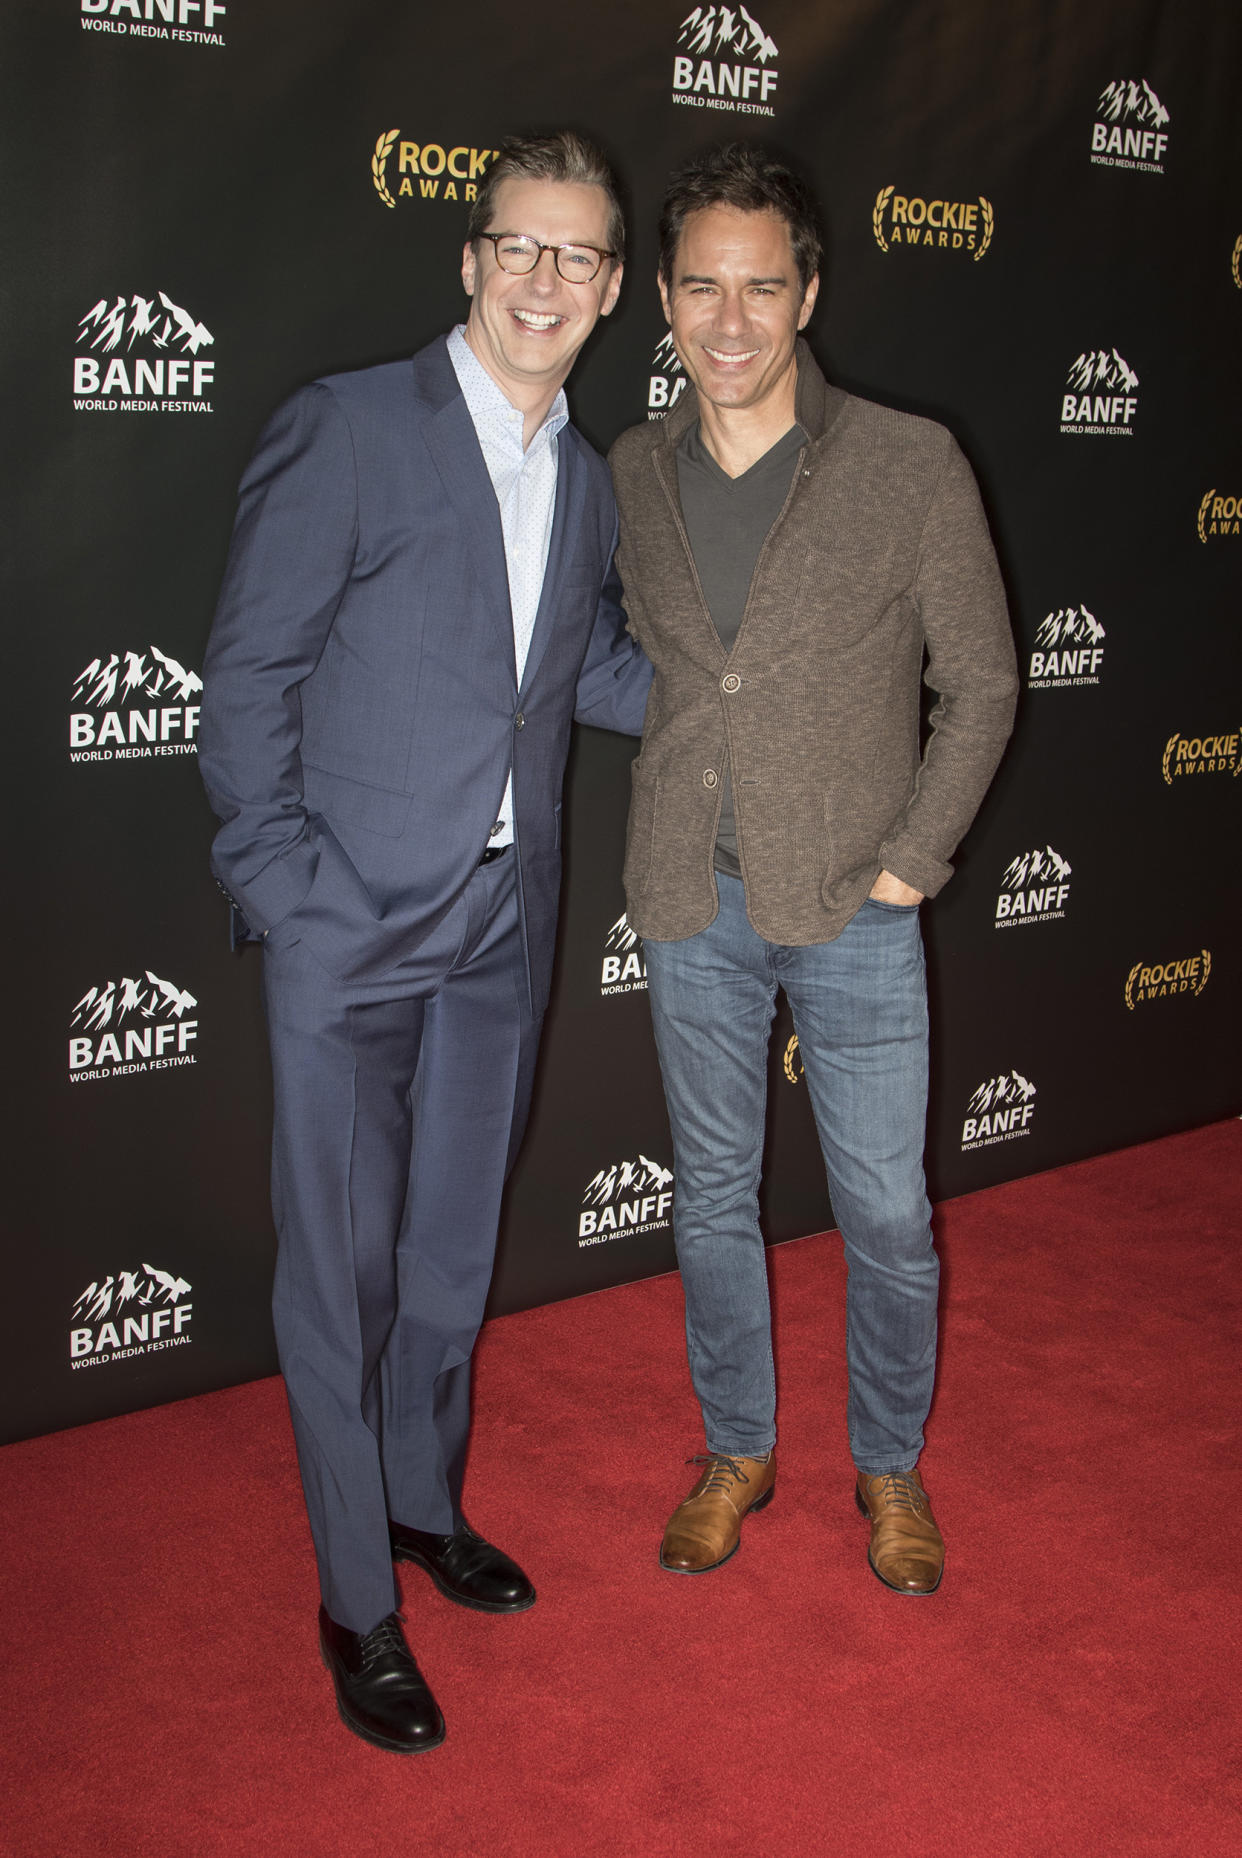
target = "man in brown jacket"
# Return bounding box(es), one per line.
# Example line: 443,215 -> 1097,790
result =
609,146 -> 1017,1594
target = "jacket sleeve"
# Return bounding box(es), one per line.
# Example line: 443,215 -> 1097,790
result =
572,518 -> 654,736
197,383 -> 362,935
877,437 -> 1018,897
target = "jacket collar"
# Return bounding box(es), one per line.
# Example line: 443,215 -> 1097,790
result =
655,337 -> 847,452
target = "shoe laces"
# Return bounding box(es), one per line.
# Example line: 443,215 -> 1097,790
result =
357,1613 -> 409,1667
871,1471 -> 925,1515
688,1452 -> 755,1495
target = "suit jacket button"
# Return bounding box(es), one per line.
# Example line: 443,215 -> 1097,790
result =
515,712 -> 526,729
721,672 -> 741,693
703,769 -> 718,788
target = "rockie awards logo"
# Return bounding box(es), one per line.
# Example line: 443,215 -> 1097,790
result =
69,647 -> 202,764
600,914 -> 647,998
995,846 -> 1071,927
960,1072 -> 1037,1150
1124,950 -> 1211,1009
371,133 -> 498,208
70,1264 -> 193,1368
578,1156 -> 673,1248
1089,79 -> 1169,174
671,6 -> 779,118
871,188 -> 994,260
1161,728 -> 1241,783
73,290 -> 215,413
81,1 -> 226,48
69,971 -> 198,1083
647,332 -> 687,420
783,1035 -> 803,1083
1060,349 -> 1139,436
1027,605 -> 1105,690
1197,491 -> 1242,541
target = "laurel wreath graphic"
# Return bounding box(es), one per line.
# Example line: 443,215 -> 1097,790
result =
1161,732 -> 1180,785
1233,236 -> 1241,289
372,129 -> 399,209
872,186 -> 894,254
975,197 -> 994,262
1197,488 -> 1215,544
782,1035 -> 802,1083
1124,962 -> 1142,1011
1197,949 -> 1212,993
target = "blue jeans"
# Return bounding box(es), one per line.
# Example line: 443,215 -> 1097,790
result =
643,874 -> 936,1476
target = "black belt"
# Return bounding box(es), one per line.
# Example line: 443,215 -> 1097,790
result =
478,844 -> 511,866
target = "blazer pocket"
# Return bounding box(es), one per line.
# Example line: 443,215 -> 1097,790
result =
302,762 -> 413,838
623,758 -> 658,894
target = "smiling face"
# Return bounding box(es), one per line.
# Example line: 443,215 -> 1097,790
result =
659,203 -> 817,422
461,176 -> 622,412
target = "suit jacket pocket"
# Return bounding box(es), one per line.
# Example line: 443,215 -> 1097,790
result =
302,761 -> 413,838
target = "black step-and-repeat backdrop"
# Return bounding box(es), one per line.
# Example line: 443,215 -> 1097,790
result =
4,1 -> 1238,1444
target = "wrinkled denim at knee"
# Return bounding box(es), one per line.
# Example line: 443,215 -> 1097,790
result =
643,874 -> 937,1475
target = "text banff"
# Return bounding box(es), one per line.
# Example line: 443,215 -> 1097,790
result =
71,1303 -> 192,1359
579,1191 -> 672,1239
70,1021 -> 198,1070
74,358 -> 213,400
961,1103 -> 1034,1146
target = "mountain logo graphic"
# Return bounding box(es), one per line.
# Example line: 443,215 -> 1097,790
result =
1097,80 -> 1169,127
999,848 -> 1071,889
652,332 -> 683,377
71,972 -> 197,1031
1065,350 -> 1139,394
604,915 -> 641,955
78,292 -> 213,357
600,913 -> 648,993
1032,607 -> 1105,650
72,1264 -> 192,1325
677,5 -> 778,62
69,1262 -> 194,1365
961,1072 -> 1037,1148
578,1157 -> 675,1245
71,648 -> 202,708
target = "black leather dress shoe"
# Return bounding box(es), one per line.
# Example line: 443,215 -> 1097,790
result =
389,1519 -> 536,1613
318,1607 -> 445,1753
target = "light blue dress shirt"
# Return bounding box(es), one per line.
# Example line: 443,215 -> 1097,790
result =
447,324 -> 568,849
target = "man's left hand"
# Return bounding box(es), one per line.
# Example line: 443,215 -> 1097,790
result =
869,870 -> 925,907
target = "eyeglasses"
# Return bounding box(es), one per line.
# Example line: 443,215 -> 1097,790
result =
477,231 -> 616,284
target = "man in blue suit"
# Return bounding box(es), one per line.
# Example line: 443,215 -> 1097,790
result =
199,132 -> 650,1753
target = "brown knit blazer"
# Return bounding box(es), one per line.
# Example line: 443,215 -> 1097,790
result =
608,343 -> 1018,945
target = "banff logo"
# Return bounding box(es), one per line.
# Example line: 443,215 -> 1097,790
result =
1027,605 -> 1105,690
81,1 -> 226,47
871,187 -> 994,261
371,133 -> 498,209
1060,350 -> 1139,437
578,1156 -> 674,1248
1161,728 -> 1241,784
69,971 -> 198,1083
73,290 -> 215,414
1125,950 -> 1211,1009
648,332 -> 687,420
1090,79 -> 1169,175
1198,491 -> 1242,541
600,913 -> 648,998
70,1263 -> 193,1368
995,846 -> 1071,928
69,647 -> 201,764
961,1072 -> 1037,1151
672,6 -> 779,118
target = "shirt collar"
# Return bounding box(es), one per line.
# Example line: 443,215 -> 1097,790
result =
447,325 -> 568,446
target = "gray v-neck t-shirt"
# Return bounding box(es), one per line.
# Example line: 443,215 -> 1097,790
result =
676,420 -> 806,875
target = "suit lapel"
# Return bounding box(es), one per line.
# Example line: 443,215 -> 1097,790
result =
519,430 -> 587,698
420,385 -> 517,687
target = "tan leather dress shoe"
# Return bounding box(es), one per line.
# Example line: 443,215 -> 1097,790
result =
660,1452 -> 776,1573
855,1468 -> 944,1594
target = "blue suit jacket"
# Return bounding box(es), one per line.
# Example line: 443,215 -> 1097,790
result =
199,336 -> 651,1011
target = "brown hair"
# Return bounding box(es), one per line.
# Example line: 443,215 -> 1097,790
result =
659,144 -> 821,293
467,131 -> 625,263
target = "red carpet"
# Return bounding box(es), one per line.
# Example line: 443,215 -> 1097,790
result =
4,1122 -> 1240,1857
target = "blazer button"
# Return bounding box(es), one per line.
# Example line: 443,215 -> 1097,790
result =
721,672 -> 741,694
515,712 -> 526,729
703,769 -> 718,788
